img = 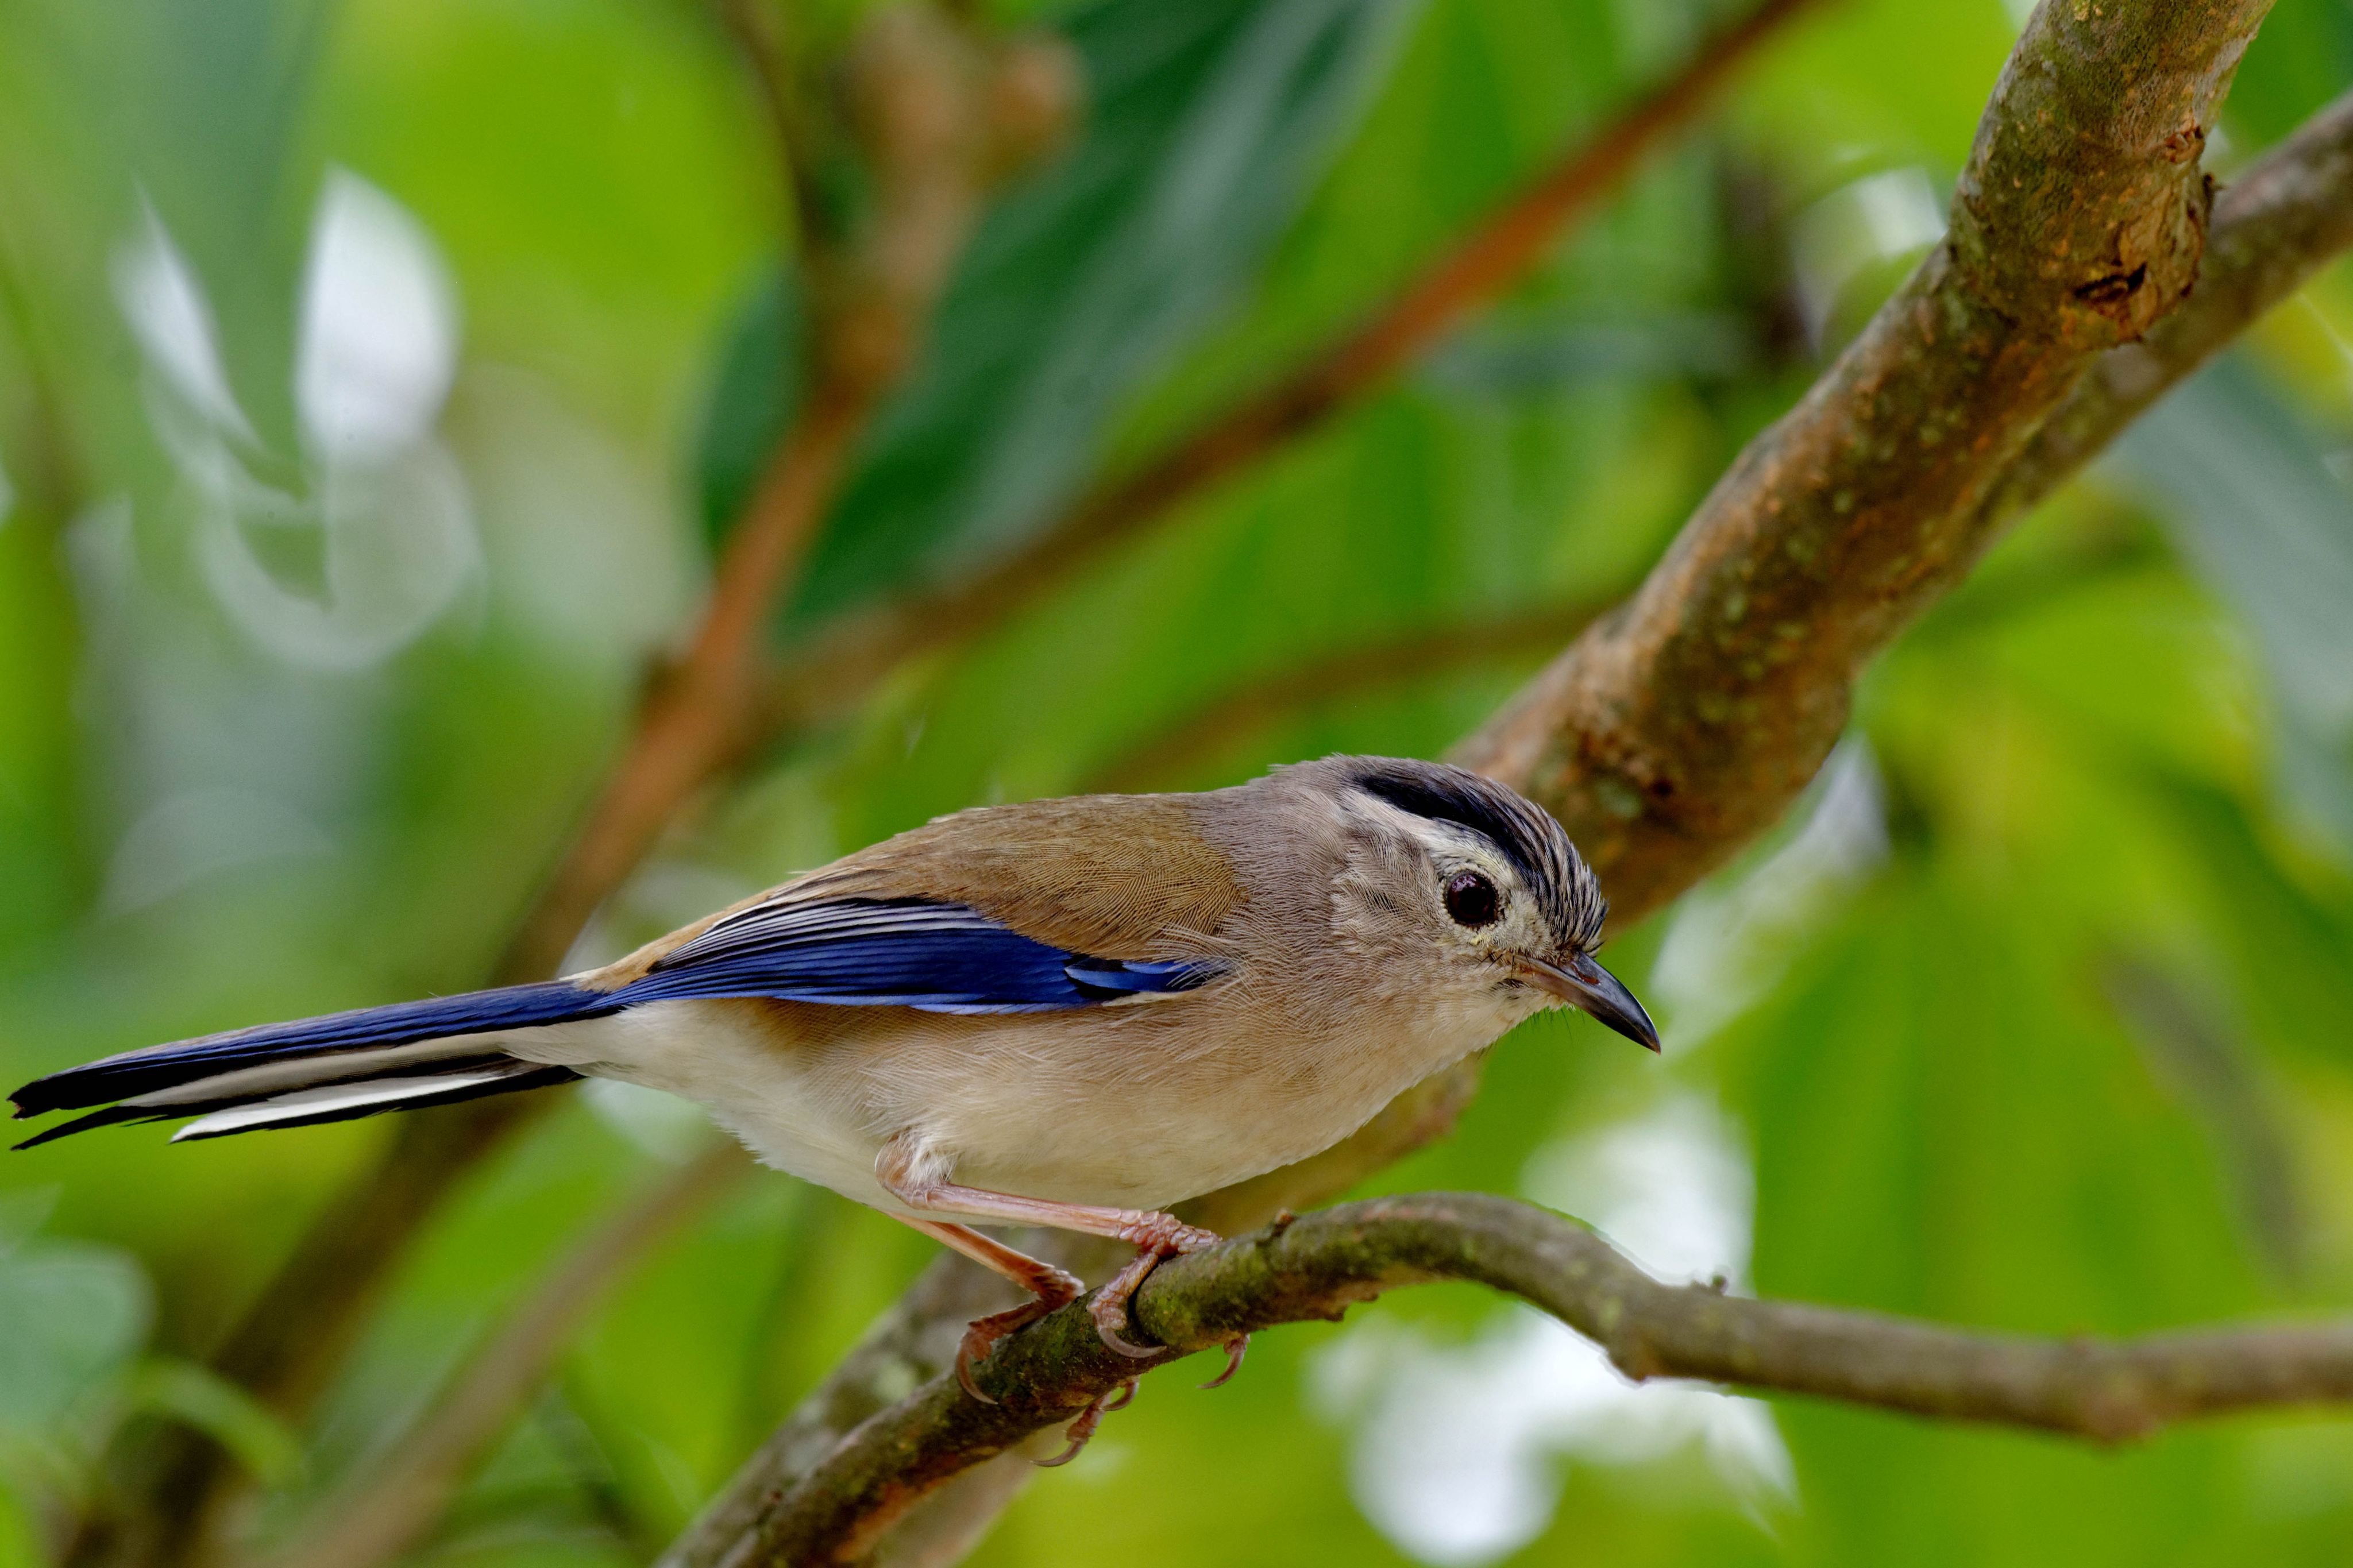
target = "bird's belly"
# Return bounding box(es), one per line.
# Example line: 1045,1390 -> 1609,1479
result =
893,998 -> 1500,1210
510,1001 -> 904,1210
529,993 -> 1499,1216
924,1056 -> 1390,1208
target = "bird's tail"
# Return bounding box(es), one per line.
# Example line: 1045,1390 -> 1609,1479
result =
9,982 -> 626,1149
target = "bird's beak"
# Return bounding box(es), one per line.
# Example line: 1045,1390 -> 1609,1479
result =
1515,951 -> 1661,1052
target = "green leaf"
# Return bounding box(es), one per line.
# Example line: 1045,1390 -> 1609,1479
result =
1723,872 -> 2270,1566
0,1235 -> 149,1435
119,1359 -> 304,1486
114,0 -> 334,464
696,0 -> 1416,629
2116,355 -> 2353,847
692,266 -> 804,551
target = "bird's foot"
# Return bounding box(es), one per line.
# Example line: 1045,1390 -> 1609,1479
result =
1087,1212 -> 1226,1360
956,1262 -> 1084,1403
955,1301 -> 1053,1403
1036,1378 -> 1137,1468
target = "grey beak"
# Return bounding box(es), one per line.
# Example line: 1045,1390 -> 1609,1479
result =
1518,952 -> 1661,1052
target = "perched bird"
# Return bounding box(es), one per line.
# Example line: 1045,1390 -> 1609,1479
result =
11,756 -> 1655,1454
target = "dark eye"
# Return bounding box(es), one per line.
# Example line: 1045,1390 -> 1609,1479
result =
1443,870 -> 1500,928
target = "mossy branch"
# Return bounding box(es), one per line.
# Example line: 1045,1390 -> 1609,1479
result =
750,1194 -> 2353,1565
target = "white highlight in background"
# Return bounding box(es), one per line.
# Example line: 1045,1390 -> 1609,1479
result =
297,171 -> 460,465
1650,740 -> 1888,1050
113,171 -> 479,671
1311,1096 -> 1793,1566
1793,167 -> 1945,347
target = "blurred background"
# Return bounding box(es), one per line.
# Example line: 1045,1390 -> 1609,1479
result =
5,0 -> 2353,1563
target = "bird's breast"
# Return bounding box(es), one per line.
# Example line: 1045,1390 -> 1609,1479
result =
862,982 -> 1508,1208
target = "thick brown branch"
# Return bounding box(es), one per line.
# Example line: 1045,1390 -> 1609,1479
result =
1976,83 -> 2353,528
749,1193 -> 2353,1563
762,0 -> 1828,731
1456,0 -> 2277,925
260,1143 -> 752,1568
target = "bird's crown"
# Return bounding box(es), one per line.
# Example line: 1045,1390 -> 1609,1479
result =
1322,756 -> 1607,951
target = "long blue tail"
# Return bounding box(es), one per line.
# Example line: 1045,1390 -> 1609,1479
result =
10,982 -> 622,1149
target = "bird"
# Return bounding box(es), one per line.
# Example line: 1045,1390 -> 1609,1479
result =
10,755 -> 1656,1458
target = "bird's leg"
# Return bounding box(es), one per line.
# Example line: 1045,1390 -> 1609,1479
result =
877,1140 -> 1241,1368
894,1216 -> 1082,1403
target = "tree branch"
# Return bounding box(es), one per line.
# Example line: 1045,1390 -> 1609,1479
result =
761,0 -> 1829,732
676,6 -> 2353,1561
1457,0 -> 2277,924
1973,82 -> 2353,529
1081,598 -> 1608,794
750,1193 -> 2353,1563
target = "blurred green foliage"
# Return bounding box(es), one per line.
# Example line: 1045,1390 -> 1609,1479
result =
4,0 -> 2353,1564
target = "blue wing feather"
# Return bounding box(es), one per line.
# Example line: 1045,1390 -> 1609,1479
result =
615,897 -> 1227,1015
1061,957 -> 1229,997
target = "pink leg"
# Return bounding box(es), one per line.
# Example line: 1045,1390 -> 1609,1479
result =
876,1141 -> 1235,1362
895,1216 -> 1082,1403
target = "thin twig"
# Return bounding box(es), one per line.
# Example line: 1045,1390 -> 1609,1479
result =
761,0 -> 1831,732
67,13 -> 1061,1567
500,381 -> 881,983
751,1193 -> 2353,1563
1082,599 -> 1608,793
261,1143 -> 753,1568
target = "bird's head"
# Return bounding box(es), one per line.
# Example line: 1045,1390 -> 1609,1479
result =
1316,756 -> 1659,1052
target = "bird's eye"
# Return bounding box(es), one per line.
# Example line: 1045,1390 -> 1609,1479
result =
1443,870 -> 1500,928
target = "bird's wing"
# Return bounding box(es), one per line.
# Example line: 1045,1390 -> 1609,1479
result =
817,792 -> 1249,957
599,791 -> 1249,1002
607,895 -> 1229,1015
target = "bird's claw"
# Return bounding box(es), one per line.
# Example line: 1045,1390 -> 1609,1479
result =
1089,1292 -> 1159,1358
1198,1334 -> 1249,1390
1085,1240 -> 1172,1358
955,1343 -> 995,1404
1036,1379 -> 1136,1467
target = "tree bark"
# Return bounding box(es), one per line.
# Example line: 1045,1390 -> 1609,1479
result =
674,6 -> 2350,1565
